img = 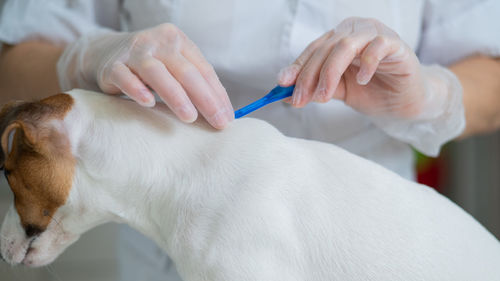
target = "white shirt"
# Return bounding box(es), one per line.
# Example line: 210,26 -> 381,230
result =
1,0 -> 499,179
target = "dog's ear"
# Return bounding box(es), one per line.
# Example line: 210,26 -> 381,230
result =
1,121 -> 36,167
0,94 -> 74,169
0,101 -> 35,169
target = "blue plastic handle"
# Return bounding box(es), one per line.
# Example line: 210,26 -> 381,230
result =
234,85 -> 295,119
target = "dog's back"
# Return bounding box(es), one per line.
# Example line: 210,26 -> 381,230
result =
168,117 -> 500,281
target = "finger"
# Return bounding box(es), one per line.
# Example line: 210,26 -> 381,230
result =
180,41 -> 234,121
277,64 -> 301,87
107,62 -> 156,107
160,53 -> 231,129
293,35 -> 342,107
277,30 -> 334,87
315,35 -> 374,103
130,58 -> 198,123
356,35 -> 401,85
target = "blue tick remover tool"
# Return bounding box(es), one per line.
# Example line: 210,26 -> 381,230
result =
234,85 -> 295,119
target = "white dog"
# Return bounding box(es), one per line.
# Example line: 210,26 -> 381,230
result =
0,89 -> 499,281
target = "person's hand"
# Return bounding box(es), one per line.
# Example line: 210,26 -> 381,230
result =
278,17 -> 465,156
57,23 -> 233,129
278,17 -> 453,119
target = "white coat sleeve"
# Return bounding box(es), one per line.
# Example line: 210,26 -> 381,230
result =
418,0 -> 500,65
0,0 -> 120,46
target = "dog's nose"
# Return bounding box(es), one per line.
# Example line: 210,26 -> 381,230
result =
24,224 -> 43,237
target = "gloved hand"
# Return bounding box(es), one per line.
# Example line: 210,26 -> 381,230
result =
278,17 -> 465,156
57,23 -> 233,129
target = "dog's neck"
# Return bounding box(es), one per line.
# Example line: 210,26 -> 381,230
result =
66,93 -> 264,265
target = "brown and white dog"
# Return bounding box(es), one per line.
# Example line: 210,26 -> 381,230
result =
1,89 -> 500,281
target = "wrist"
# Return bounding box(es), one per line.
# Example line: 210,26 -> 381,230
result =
371,64 -> 465,156
56,29 -> 118,91
417,64 -> 461,120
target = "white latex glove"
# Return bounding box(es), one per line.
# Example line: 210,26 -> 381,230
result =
278,17 -> 465,156
57,24 -> 234,129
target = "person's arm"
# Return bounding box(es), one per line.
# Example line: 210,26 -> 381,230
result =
277,17 -> 465,156
449,55 -> 500,139
0,41 -> 63,102
0,23 -> 235,130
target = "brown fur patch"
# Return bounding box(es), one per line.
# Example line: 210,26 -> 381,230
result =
0,93 -> 75,235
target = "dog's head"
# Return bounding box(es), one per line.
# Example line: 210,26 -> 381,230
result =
0,94 -> 87,267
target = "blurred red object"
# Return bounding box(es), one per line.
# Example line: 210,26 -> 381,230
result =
416,151 -> 446,193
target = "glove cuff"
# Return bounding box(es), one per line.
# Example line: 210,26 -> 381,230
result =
56,29 -> 115,92
372,64 -> 465,157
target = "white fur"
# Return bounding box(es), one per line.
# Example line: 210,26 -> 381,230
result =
1,89 -> 500,280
